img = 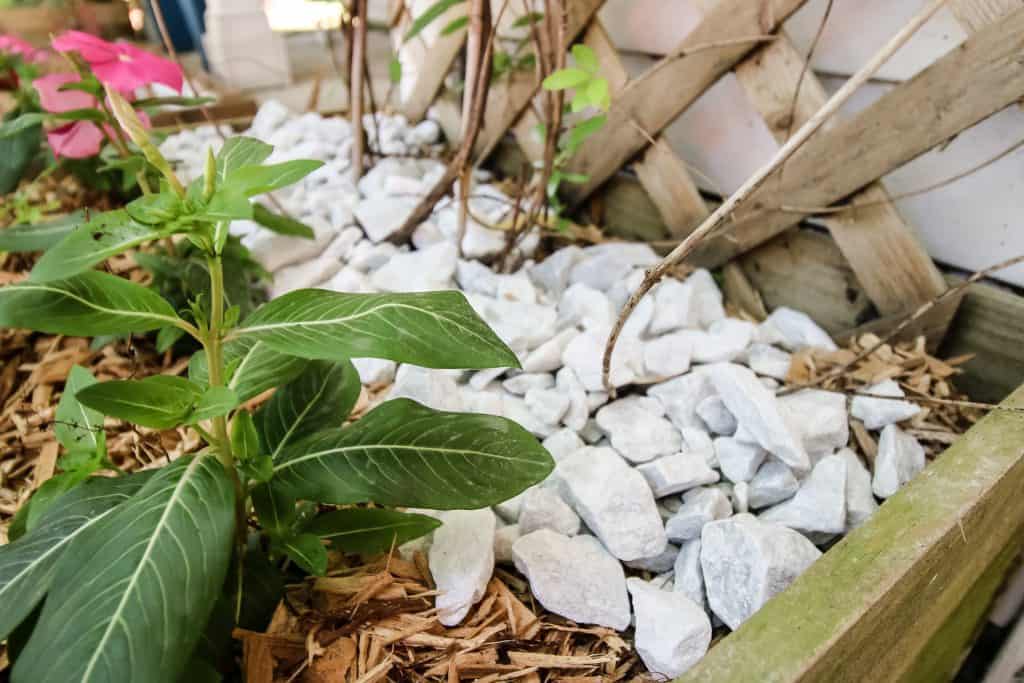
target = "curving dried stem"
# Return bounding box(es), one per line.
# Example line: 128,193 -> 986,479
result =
600,0 -> 952,394
350,0 -> 369,182
456,0 -> 492,257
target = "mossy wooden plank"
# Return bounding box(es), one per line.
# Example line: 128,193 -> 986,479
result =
678,385 -> 1024,682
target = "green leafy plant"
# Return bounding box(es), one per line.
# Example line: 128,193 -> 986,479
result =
540,43 -> 610,227
0,88 -> 554,682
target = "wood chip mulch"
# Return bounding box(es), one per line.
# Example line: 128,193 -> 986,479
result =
786,333 -> 982,460
236,554 -> 656,683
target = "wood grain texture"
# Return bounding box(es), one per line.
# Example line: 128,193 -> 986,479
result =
949,0 -> 1023,32
559,0 -> 809,205
691,7 -> 1024,268
678,382 -> 1024,682
473,0 -> 604,160
395,1 -> 467,122
732,34 -> 949,324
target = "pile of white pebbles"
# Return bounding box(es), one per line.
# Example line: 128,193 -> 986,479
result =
160,101 -> 930,678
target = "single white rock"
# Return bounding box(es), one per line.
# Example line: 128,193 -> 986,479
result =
352,357 -> 397,385
636,452 -> 720,497
389,364 -> 462,411
556,448 -> 667,561
873,424 -> 926,498
412,220 -> 445,250
456,259 -> 499,295
527,245 -> 583,297
348,240 -> 397,272
595,396 -> 681,464
748,459 -> 800,509
758,306 -> 838,352
696,396 -> 738,436
513,529 -> 631,629
558,282 -> 615,330
706,363 -> 810,473
851,379 -> 921,430
586,391 -> 610,412
556,367 -> 590,431
624,543 -> 680,573
643,333 -> 693,378
494,490 -> 527,523
665,487 -> 733,541
578,417 -> 604,444
326,266 -> 374,294
503,373 -> 554,395
502,393 -> 559,438
493,523 -> 521,564
519,486 -> 581,536
569,243 -> 658,292
353,196 -> 417,243
780,389 -> 849,456
244,220 -> 334,272
270,252 -> 345,297
525,387 -> 571,426
714,437 -> 767,483
370,242 -> 457,292
746,343 -> 793,380
429,509 -> 496,626
700,514 -> 822,629
467,294 -> 557,355
542,428 -> 584,462
561,327 -> 640,392
468,367 -> 507,391
649,278 -> 701,335
673,538 -> 705,609
687,269 -> 726,327
522,328 -> 578,373
760,454 -> 848,535
837,447 -> 879,528
627,578 -> 712,678
648,370 -> 716,432
681,427 -> 715,453
687,319 -> 756,363
495,272 -> 537,304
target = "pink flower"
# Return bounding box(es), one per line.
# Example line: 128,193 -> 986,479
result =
34,73 -> 96,113
0,34 -> 44,63
34,72 -> 151,159
46,121 -> 104,159
51,31 -> 182,93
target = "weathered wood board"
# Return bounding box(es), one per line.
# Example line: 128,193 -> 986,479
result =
678,383 -> 1024,682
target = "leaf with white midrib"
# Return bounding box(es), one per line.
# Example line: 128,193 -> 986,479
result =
0,473 -> 150,642
234,289 -> 519,370
0,271 -> 182,337
189,337 -> 309,404
12,455 -> 236,683
271,398 -> 554,510
257,359 -> 360,458
30,210 -> 161,283
306,508 -> 441,555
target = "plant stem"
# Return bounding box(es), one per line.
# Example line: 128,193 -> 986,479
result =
204,254 -> 232,468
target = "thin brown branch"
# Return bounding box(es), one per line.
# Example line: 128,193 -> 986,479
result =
784,0 -> 834,142
600,0 -> 952,394
350,0 -> 369,182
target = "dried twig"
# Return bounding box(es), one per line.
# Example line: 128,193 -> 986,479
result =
456,0 -> 493,257
350,0 -> 369,182
600,0 -> 952,393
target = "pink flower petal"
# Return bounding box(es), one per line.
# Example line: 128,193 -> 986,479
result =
51,30 -> 118,64
33,73 -> 96,113
0,34 -> 42,61
114,43 -> 183,92
47,121 -> 104,159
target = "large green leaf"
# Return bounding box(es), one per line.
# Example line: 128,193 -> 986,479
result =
76,375 -> 202,429
275,532 -> 327,576
272,398 -> 555,509
54,365 -> 104,453
0,211 -> 85,253
257,360 -> 361,459
306,508 -> 440,555
189,337 -> 309,404
252,203 -> 314,239
30,210 -> 162,283
0,271 -> 182,336
0,119 -> 40,194
225,159 -> 323,197
13,455 -> 235,683
0,473 -> 150,642
235,289 -> 519,370
215,136 -> 272,181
